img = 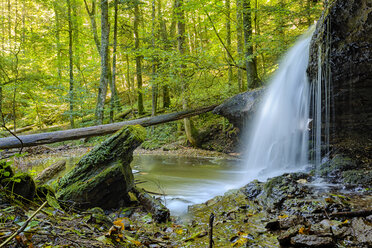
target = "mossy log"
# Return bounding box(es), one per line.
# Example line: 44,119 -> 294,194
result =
34,160 -> 66,185
0,105 -> 216,149
133,187 -> 170,223
56,125 -> 146,210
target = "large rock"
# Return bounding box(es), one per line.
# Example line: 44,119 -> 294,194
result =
56,125 -> 146,209
213,88 -> 264,129
307,0 -> 372,157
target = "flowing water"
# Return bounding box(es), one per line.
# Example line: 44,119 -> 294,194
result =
132,155 -> 239,215
239,31 -> 315,184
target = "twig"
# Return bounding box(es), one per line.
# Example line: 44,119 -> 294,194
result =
329,209 -> 372,218
209,212 -> 215,248
1,113 -> 24,154
0,201 -> 47,248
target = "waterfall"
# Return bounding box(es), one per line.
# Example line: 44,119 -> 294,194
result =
240,31 -> 315,183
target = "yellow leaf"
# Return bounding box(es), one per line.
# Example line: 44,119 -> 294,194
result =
176,229 -> 183,234
278,214 -> 288,219
113,218 -> 129,231
298,226 -> 310,235
232,237 -> 248,247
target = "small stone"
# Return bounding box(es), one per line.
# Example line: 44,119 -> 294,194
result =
278,225 -> 304,246
290,234 -> 335,247
279,215 -> 305,229
351,218 -> 372,245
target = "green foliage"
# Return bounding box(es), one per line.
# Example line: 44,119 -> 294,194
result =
141,123 -> 180,150
0,0 -> 323,134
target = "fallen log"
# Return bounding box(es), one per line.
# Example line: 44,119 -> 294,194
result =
0,105 -> 217,149
329,210 -> 372,218
34,160 -> 66,185
132,187 -> 170,223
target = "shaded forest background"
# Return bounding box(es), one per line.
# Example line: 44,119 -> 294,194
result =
0,0 -> 322,139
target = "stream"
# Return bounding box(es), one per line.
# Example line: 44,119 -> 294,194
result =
18,152 -> 241,215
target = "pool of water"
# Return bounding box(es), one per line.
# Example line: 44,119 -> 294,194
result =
132,155 -> 241,215
20,153 -> 241,215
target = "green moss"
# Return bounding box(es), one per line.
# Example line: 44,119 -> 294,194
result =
319,155 -> 355,177
342,170 -> 372,186
0,160 -> 14,181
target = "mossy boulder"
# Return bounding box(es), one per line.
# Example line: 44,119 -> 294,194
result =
1,173 -> 36,201
319,155 -> 356,178
56,125 -> 146,209
0,161 -> 14,181
341,170 -> 372,186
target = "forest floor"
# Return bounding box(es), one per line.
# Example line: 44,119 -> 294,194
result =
1,144 -> 372,247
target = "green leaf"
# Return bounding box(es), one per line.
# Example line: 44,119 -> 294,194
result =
46,194 -> 61,210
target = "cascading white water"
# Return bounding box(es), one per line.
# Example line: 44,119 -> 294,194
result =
240,32 -> 314,183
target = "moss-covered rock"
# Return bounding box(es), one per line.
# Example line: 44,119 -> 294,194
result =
319,155 -> 356,178
2,173 -> 36,201
341,170 -> 372,186
0,160 -> 14,181
56,125 -> 146,209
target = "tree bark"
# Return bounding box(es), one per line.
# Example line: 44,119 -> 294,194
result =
83,0 -> 100,52
95,0 -> 110,125
134,2 -> 144,115
151,0 -> 158,117
236,0 -> 244,91
110,0 -> 119,123
0,105 -> 217,149
226,0 -> 232,85
242,0 -> 259,88
176,0 -> 199,147
53,1 -> 62,84
67,0 -> 75,128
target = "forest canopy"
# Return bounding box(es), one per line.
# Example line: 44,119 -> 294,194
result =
0,0 -> 322,132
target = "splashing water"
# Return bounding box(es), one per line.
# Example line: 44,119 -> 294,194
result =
240,31 -> 314,183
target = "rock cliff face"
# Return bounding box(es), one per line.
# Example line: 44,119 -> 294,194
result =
307,0 -> 372,158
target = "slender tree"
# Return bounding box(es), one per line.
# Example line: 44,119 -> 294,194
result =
110,0 -> 119,122
95,0 -> 110,124
242,0 -> 259,88
134,0 -> 144,115
176,0 -> 199,147
67,0 -> 75,128
225,0 -> 232,85
151,0 -> 158,116
236,0 -> 244,91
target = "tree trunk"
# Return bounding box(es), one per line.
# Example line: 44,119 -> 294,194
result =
236,0 -> 244,91
134,2 -> 144,115
157,0 -> 170,109
151,0 -> 158,117
176,0 -> 199,147
0,105 -> 217,149
53,1 -> 62,84
226,0 -> 232,85
83,0 -> 100,52
110,0 -> 119,123
95,0 -> 110,125
67,0 -> 75,128
242,0 -> 259,88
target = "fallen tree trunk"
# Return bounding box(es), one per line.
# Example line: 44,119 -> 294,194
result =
132,187 -> 170,223
0,105 -> 217,149
34,160 -> 66,185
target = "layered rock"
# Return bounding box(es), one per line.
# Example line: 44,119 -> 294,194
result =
57,125 -> 146,209
307,0 -> 372,156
